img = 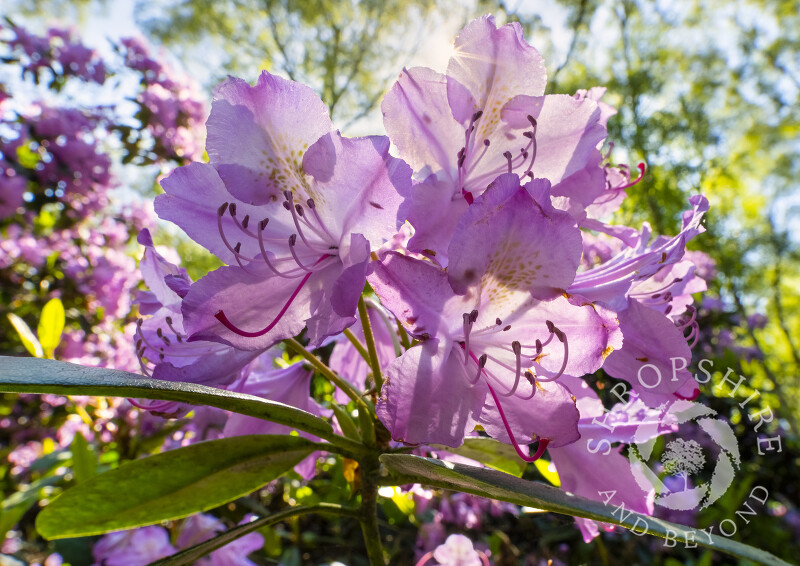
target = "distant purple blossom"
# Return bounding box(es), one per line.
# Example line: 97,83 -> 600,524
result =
177,513 -> 264,566
92,526 -> 177,566
91,513 -> 264,566
4,24 -> 106,84
416,533 -> 489,566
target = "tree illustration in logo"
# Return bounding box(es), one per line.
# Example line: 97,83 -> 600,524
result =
629,400 -> 740,510
661,438 -> 706,491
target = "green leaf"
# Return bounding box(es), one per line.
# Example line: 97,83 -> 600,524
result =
70,432 -> 97,483
331,403 -> 360,441
27,449 -> 71,474
7,314 -> 43,358
0,357 -> 335,442
38,298 -> 65,358
380,455 -> 792,566
16,143 -> 39,168
36,435 -> 315,539
1,475 -> 64,540
436,438 -> 526,477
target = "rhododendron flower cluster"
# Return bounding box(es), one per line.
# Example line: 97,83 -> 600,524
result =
3,23 -> 106,85
0,24 -> 206,369
133,14 -> 711,545
117,37 -> 207,162
0,24 -> 211,551
0,105 -> 114,219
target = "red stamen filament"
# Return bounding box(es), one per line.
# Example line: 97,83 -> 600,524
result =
612,162 -> 646,191
487,382 -> 551,463
215,271 -> 314,338
214,253 -> 332,338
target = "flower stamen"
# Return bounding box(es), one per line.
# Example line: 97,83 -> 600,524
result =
283,190 -> 316,250
535,326 -> 569,383
213,253 -> 332,338
228,203 -> 257,238
288,234 -> 314,272
496,340 -> 523,397
217,202 -> 256,269
214,271 -> 314,338
487,382 -> 550,462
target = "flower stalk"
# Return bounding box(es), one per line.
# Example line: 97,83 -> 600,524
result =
358,295 -> 384,391
343,327 -> 371,364
358,453 -> 387,566
284,337 -> 377,446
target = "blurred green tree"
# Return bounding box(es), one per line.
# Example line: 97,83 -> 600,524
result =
134,0 -> 443,129
499,0 -> 800,435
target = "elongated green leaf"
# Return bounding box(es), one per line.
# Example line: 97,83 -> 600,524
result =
1,475 -> 64,540
37,435 -> 315,539
0,357 -> 334,441
7,314 -> 43,358
28,449 -> 71,474
380,455 -> 791,566
38,298 -> 65,357
435,438 -> 526,477
70,432 -> 97,483
331,403 -> 360,441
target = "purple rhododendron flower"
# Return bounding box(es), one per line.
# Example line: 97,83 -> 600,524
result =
382,15 -> 630,261
369,175 -> 622,455
6,24 -> 106,84
92,514 -> 263,566
117,35 -> 207,160
156,71 -> 411,349
133,234 -> 327,477
549,375 -> 676,541
0,173 -> 26,219
93,11 -> 718,551
569,195 -> 709,311
359,16 -> 711,538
